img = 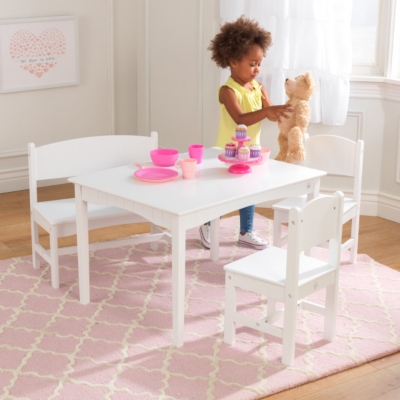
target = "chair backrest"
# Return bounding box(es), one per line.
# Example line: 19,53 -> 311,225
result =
286,192 -> 344,284
288,191 -> 344,252
285,191 -> 344,295
304,134 -> 364,203
28,132 -> 158,206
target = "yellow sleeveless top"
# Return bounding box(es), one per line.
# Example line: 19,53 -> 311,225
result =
215,77 -> 263,148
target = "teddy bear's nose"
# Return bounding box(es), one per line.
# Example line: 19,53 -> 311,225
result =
285,78 -> 289,82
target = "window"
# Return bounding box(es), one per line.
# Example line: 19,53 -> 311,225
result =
351,0 -> 380,66
351,0 -> 400,79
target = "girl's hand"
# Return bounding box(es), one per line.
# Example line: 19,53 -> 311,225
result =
219,85 -> 293,126
265,104 -> 293,122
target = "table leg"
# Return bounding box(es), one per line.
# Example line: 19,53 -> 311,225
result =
210,217 -> 220,261
307,178 -> 320,201
74,184 -> 90,305
171,219 -> 185,347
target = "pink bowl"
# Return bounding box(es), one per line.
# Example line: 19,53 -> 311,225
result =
251,148 -> 271,165
150,148 -> 179,166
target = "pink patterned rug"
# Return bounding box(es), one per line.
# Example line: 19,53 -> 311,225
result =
1,215 -> 399,400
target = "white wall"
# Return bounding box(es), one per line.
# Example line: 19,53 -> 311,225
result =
114,0 -> 137,136
1,0 -> 399,222
0,0 -> 117,192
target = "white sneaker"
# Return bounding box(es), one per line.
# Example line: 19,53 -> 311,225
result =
199,224 -> 210,249
238,231 -> 269,250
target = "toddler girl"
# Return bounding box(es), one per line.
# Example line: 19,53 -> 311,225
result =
199,16 -> 292,250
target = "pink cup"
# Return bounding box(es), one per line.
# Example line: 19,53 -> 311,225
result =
188,144 -> 204,164
261,147 -> 271,161
175,158 -> 197,179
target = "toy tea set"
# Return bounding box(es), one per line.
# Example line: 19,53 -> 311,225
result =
217,124 -> 270,174
134,144 -> 204,182
134,126 -> 270,182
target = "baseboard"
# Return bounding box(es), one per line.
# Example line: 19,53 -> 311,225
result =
352,190 -> 400,223
365,191 -> 400,223
257,189 -> 400,223
0,167 -> 68,194
0,148 -> 29,193
0,167 -> 29,193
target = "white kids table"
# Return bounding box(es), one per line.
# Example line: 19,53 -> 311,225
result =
69,147 -> 326,347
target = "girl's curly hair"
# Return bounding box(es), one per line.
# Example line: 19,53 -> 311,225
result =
208,16 -> 272,69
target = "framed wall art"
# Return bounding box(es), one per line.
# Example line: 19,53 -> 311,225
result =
0,16 -> 79,93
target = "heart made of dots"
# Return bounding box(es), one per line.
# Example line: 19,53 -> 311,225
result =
9,27 -> 66,78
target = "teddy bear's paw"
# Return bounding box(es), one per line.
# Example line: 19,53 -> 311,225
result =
287,151 -> 305,164
274,152 -> 287,161
290,159 -> 304,166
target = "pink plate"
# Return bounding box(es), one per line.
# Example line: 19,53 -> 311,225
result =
134,168 -> 178,182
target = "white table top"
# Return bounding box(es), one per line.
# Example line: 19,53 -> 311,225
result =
69,147 -> 326,217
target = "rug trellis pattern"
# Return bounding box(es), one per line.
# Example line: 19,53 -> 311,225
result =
0,215 -> 399,400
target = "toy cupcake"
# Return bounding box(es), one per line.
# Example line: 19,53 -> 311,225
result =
238,146 -> 250,161
225,142 -> 237,157
235,124 -> 248,139
250,143 -> 261,158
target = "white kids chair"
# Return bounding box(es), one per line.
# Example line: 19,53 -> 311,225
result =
224,191 -> 344,366
29,132 -> 170,289
272,135 -> 364,263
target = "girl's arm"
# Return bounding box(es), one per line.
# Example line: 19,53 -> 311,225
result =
220,86 -> 291,127
260,85 -> 278,122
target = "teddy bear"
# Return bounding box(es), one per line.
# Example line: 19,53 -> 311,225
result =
275,71 -> 315,164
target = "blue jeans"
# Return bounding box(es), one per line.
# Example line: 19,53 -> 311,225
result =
239,205 -> 255,232
207,205 -> 254,233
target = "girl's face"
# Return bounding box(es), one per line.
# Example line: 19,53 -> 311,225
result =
230,44 -> 264,85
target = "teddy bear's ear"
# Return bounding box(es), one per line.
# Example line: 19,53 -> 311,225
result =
305,71 -> 314,85
305,71 -> 315,91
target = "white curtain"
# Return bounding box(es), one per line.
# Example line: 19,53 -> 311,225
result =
219,0 -> 353,125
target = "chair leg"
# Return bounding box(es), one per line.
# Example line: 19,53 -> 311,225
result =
150,223 -> 158,251
31,216 -> 41,269
323,282 -> 338,341
281,297 -> 298,366
224,273 -> 236,345
349,214 -> 360,264
273,211 -> 285,247
49,227 -> 60,289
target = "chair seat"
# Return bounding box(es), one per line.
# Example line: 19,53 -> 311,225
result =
273,194 -> 356,215
224,246 -> 334,287
34,198 -> 147,226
